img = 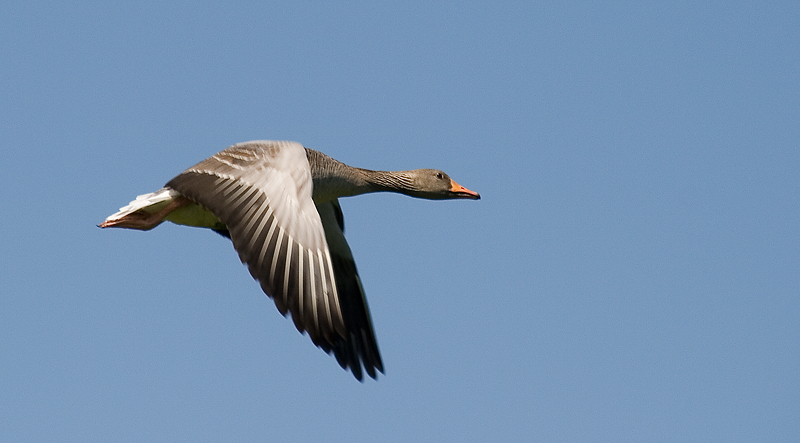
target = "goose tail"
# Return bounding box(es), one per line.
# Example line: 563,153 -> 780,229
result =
99,188 -> 182,230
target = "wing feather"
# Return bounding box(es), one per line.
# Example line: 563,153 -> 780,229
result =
165,140 -> 382,379
317,200 -> 383,379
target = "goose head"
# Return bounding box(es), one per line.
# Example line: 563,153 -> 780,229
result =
402,169 -> 481,200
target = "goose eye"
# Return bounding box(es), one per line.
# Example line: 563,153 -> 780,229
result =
436,172 -> 444,180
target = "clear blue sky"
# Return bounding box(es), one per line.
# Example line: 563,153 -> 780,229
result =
2,2 -> 798,441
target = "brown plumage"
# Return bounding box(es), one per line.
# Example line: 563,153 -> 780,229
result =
100,140 -> 480,380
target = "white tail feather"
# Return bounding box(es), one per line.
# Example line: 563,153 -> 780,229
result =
103,187 -> 181,222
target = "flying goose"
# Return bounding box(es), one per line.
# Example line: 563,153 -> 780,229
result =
99,140 -> 480,380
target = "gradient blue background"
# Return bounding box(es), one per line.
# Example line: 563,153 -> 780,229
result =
2,2 -> 798,441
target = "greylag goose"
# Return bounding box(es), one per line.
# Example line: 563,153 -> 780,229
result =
99,140 -> 480,380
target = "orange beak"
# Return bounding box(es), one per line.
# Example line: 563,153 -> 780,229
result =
450,180 -> 481,199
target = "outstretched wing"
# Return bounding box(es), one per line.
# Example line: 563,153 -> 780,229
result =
165,140 -> 381,379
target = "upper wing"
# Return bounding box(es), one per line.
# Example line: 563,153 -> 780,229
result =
166,141 -> 345,344
165,140 -> 381,379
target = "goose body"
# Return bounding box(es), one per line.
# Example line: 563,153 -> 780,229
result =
100,140 -> 479,380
